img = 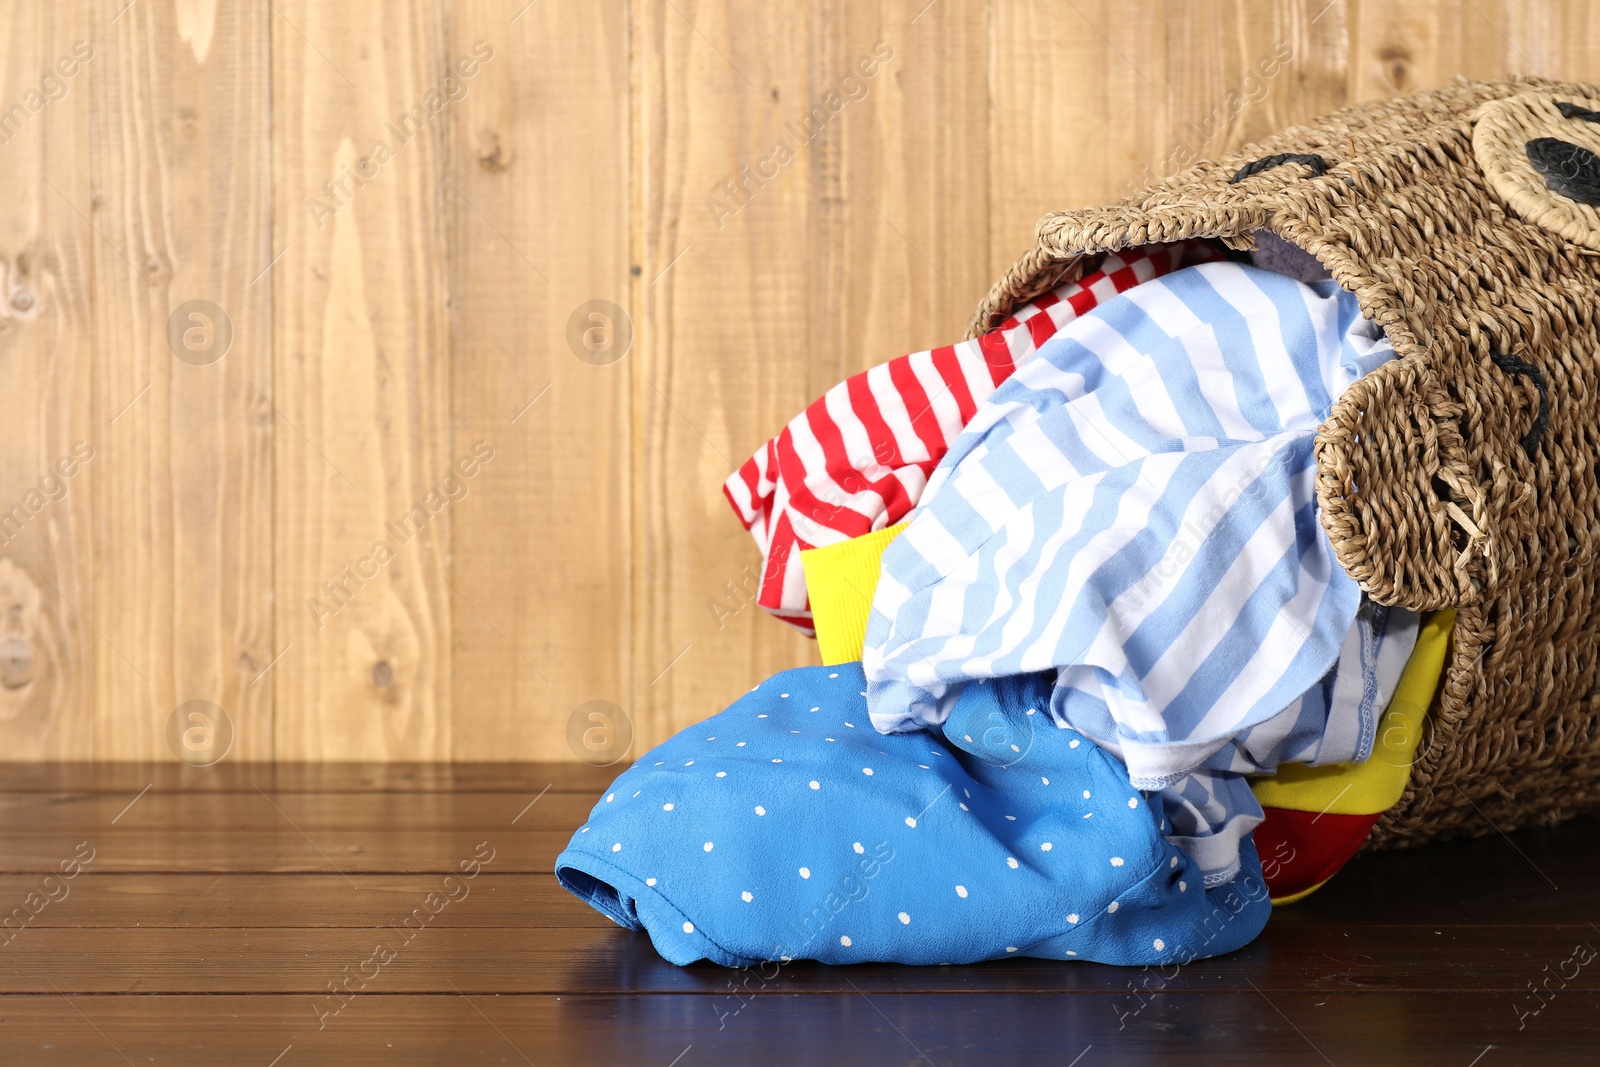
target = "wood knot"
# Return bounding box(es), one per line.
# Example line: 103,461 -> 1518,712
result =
1377,44 -> 1412,91
478,134 -> 510,173
0,636 -> 32,689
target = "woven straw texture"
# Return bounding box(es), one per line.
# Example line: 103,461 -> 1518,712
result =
970,77 -> 1600,850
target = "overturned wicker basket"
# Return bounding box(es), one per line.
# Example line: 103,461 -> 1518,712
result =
970,77 -> 1600,849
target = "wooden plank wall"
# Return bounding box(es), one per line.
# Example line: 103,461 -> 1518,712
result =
0,0 -> 1595,761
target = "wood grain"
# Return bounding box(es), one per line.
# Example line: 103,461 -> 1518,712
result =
0,760 -> 613,791
0,829 -> 569,873
1163,0 -> 1351,171
271,0 -> 453,759
989,0 -> 1170,266
123,0 -> 275,762
1348,0 -> 1506,100
0,873 -> 612,927
0,852 -> 1593,931
4,922 -> 1599,993
0,765 -> 1587,1064
812,0 -> 992,383
0,993 -> 1593,1066
445,1 -> 634,761
0,1 -> 98,757
0,789 -> 600,830
631,0 -> 821,756
4,2 -> 1600,758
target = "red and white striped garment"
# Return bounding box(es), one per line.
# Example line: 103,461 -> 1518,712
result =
723,240 -> 1224,635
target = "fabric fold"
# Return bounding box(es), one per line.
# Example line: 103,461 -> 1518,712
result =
862,262 -> 1399,885
723,241 -> 1224,634
557,663 -> 1270,967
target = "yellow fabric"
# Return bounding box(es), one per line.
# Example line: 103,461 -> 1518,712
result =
1269,879 -> 1331,907
799,524 -> 1458,823
801,524 -> 909,666
1250,609 -> 1456,816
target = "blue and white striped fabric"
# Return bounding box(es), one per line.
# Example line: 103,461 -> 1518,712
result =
862,261 -> 1400,884
1128,601 -> 1417,882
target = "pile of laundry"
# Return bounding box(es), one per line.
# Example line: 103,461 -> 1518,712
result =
557,234 -> 1450,968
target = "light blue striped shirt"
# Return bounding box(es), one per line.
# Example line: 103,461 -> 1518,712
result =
862,261 -> 1403,883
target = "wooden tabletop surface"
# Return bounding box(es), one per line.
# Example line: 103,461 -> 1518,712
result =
1,763 -> 1594,1065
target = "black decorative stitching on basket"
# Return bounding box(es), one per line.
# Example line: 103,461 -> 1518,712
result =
1490,350 -> 1550,459
1556,101 -> 1600,123
1229,153 -> 1331,184
1525,137 -> 1600,206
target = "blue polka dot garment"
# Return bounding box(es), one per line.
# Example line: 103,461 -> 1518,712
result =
556,663 -> 1271,967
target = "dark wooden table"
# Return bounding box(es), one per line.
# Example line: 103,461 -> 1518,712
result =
0,763 -> 1594,1065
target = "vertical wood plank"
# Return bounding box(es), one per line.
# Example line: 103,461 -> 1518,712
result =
145,0 -> 275,761
1162,0 -> 1350,176
1501,0 -> 1600,83
1236,0 -> 1352,145
78,0 -> 273,760
633,0 -> 818,751
821,0 -> 993,382
0,2 -> 99,757
1347,0 -> 1504,100
10,0 -> 1600,762
989,0 -> 1169,267
447,1 -> 633,760
631,0 -> 993,754
272,0 -> 452,759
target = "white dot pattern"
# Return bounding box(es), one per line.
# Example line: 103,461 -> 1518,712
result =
559,661 -> 1267,968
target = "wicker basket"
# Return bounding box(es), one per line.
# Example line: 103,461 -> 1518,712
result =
969,77 -> 1600,849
